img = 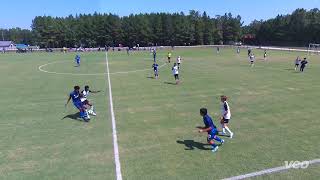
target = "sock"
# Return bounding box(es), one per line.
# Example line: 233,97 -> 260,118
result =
211,144 -> 217,149
221,125 -> 226,133
90,105 -> 94,112
213,135 -> 222,143
225,126 -> 233,134
79,111 -> 84,118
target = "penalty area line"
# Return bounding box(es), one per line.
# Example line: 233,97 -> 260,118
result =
105,52 -> 123,180
222,158 -> 320,180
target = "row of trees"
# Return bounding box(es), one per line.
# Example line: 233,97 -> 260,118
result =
30,11 -> 242,48
244,8 -> 320,46
1,8 -> 320,47
2,11 -> 242,48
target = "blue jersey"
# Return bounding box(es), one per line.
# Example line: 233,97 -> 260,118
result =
203,114 -> 217,134
70,91 -> 81,103
75,55 -> 80,63
152,63 -> 159,71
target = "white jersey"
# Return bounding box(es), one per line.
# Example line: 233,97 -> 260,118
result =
221,101 -> 231,119
172,66 -> 179,75
177,57 -> 181,63
81,90 -> 90,102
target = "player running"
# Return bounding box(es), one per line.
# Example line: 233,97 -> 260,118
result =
167,52 -> 172,63
300,58 -> 308,72
81,85 -> 100,116
172,63 -> 180,84
216,47 -> 220,54
198,108 -> 224,153
294,56 -> 301,71
220,95 -> 233,138
75,54 -> 81,67
237,47 -> 240,54
264,50 -> 267,60
177,56 -> 182,69
65,86 -> 89,122
152,63 -> 159,79
248,48 -> 252,57
249,53 -> 255,67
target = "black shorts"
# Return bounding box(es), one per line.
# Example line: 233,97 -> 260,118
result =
168,57 -> 171,60
222,118 -> 230,123
174,74 -> 179,80
295,64 -> 299,67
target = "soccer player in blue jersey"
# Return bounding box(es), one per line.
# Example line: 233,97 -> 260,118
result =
197,108 -> 224,152
75,54 -> 81,67
65,86 -> 90,122
152,63 -> 159,79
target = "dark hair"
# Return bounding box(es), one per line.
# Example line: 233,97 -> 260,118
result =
85,85 -> 89,89
200,108 -> 207,115
221,95 -> 228,101
74,86 -> 80,90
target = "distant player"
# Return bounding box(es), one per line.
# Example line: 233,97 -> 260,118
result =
75,54 -> 81,67
248,48 -> 252,57
152,63 -> 159,79
197,108 -> 224,152
300,58 -> 308,72
217,47 -> 220,54
237,47 -> 240,54
249,53 -> 255,67
172,63 -> 180,84
81,85 -> 100,116
177,56 -> 181,69
264,50 -> 267,60
294,56 -> 301,71
220,95 -> 233,138
65,86 -> 89,122
153,49 -> 157,62
126,47 -> 130,56
167,52 -> 172,63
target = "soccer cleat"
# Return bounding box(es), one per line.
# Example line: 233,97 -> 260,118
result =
221,139 -> 225,145
212,146 -> 219,153
230,132 -> 234,139
91,111 -> 97,116
83,117 -> 90,122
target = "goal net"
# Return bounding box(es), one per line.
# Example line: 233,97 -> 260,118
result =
308,43 -> 320,55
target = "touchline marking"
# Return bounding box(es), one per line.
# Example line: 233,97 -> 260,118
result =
222,158 -> 320,180
105,52 -> 123,180
38,61 -> 166,76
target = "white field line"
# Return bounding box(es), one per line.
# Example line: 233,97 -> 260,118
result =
38,61 -> 167,76
105,52 -> 122,180
222,159 -> 320,180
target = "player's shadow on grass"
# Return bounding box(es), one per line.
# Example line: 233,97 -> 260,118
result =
61,112 -> 83,122
147,76 -> 155,79
176,140 -> 212,151
164,82 -> 176,85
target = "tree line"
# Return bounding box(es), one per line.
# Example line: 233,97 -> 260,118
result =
1,8 -> 320,48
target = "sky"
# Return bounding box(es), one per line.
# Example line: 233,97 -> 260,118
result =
1,0 -> 320,29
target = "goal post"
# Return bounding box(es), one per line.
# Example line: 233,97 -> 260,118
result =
308,43 -> 320,55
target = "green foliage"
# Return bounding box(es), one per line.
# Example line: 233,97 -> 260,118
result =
246,8 -> 320,46
29,11 -> 242,48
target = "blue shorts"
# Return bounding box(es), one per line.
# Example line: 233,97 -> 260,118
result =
73,101 -> 83,110
207,129 -> 218,141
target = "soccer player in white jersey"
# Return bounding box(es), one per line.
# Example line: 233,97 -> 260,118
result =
220,95 -> 233,138
172,63 -> 180,84
249,53 -> 255,67
177,56 -> 182,69
81,85 -> 100,116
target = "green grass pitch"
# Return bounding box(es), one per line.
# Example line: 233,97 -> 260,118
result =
0,47 -> 319,180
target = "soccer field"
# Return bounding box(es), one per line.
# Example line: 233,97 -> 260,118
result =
1,47 -> 320,180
